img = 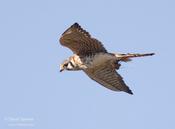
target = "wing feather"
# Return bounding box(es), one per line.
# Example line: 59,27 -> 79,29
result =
59,23 -> 107,56
84,62 -> 133,94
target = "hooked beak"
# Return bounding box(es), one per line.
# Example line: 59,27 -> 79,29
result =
60,69 -> 64,72
59,65 -> 65,72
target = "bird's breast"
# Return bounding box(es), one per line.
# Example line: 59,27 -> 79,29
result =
71,53 -> 115,69
82,53 -> 115,68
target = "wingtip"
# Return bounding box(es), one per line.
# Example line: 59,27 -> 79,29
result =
127,89 -> 133,95
72,22 -> 80,28
149,53 -> 155,56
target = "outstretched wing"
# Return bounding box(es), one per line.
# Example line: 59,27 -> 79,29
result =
59,23 -> 107,56
83,61 -> 133,94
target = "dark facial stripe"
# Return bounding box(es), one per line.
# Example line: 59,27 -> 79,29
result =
69,61 -> 75,68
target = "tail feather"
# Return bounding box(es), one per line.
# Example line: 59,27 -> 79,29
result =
115,53 -> 155,62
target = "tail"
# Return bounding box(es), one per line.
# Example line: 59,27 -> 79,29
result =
114,53 -> 155,62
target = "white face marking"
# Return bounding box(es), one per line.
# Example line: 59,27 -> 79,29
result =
61,55 -> 90,71
67,62 -> 74,69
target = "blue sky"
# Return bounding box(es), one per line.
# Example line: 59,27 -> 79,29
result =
0,0 -> 175,129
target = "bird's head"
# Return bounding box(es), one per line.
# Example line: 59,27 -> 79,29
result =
59,59 -> 74,72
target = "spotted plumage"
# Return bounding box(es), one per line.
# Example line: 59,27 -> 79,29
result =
59,23 -> 154,94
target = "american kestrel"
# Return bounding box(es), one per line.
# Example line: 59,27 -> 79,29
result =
59,23 -> 154,94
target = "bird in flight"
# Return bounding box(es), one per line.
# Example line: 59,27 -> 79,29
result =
59,23 -> 154,94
